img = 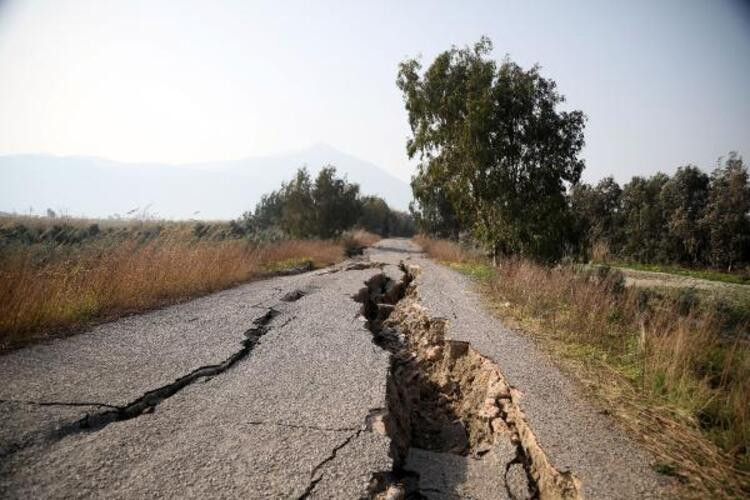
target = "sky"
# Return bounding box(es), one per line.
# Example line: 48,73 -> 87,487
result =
0,0 -> 749,184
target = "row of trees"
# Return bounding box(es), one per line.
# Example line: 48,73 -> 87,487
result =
240,166 -> 414,239
401,38 -> 749,269
571,153 -> 750,270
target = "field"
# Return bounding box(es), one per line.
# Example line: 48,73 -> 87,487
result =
0,215 -> 376,350
414,235 -> 750,497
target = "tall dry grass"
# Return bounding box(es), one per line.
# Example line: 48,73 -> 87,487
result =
0,238 -> 343,349
344,229 -> 381,248
340,229 -> 381,256
413,234 -> 482,263
415,236 -> 750,497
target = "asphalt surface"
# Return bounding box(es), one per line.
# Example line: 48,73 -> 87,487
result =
1,239 -> 667,498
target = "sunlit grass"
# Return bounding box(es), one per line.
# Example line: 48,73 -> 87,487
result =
449,261 -> 495,281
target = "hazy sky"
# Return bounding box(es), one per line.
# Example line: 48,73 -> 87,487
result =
0,0 -> 749,184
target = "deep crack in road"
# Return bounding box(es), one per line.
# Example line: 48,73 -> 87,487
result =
0,239 -> 666,499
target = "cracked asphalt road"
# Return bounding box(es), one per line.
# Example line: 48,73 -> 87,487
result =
1,239 -> 667,498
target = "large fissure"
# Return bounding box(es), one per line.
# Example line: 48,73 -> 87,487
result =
355,264 -> 581,500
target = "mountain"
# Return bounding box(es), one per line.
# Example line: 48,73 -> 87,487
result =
0,144 -> 412,220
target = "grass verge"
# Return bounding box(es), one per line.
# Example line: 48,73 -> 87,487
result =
0,238 -> 343,350
0,216 -> 380,350
414,235 -> 750,498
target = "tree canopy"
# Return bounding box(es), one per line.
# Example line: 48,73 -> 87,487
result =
398,37 -> 586,261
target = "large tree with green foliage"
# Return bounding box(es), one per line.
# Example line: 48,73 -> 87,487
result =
398,37 -> 586,261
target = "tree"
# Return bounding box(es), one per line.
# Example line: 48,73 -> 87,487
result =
621,174 -> 669,262
398,37 -> 586,261
569,182 -> 596,259
280,168 -> 315,238
701,153 -> 750,270
311,166 -> 361,238
358,196 -> 417,237
659,165 -> 709,264
569,177 -> 623,259
244,191 -> 284,233
389,210 -> 417,237
409,175 -> 461,238
591,177 -> 624,249
358,196 -> 392,236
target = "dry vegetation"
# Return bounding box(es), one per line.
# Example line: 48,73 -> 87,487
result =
341,228 -> 381,254
0,216 -> 378,350
414,235 -> 750,498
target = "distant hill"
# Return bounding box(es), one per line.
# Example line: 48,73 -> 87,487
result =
0,143 -> 412,220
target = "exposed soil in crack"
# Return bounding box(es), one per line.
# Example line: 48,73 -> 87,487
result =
355,264 -> 582,500
51,308 -> 281,439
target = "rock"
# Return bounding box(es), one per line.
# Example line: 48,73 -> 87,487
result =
425,346 -> 442,361
384,484 -> 405,500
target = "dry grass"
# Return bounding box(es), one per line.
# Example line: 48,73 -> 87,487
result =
415,236 -> 750,498
0,218 -> 345,349
340,229 -> 381,255
346,229 -> 381,247
413,234 -> 482,263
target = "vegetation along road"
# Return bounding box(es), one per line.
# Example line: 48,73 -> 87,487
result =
0,239 -> 667,499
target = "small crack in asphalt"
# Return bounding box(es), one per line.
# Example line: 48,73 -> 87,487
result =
297,429 -> 364,499
247,420 -> 358,433
276,316 -> 296,329
49,307 -> 282,440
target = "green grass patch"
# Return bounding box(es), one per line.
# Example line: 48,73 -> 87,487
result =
448,261 -> 495,282
556,337 -> 643,385
611,261 -> 750,286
